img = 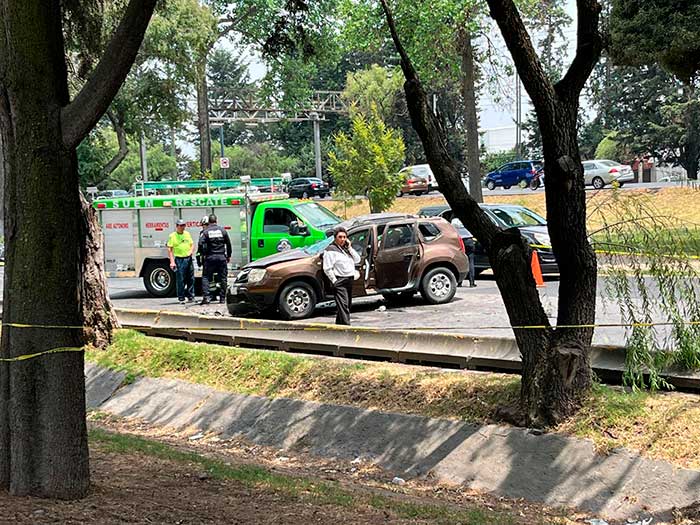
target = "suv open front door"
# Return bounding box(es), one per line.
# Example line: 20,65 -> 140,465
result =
374,222 -> 420,290
347,227 -> 374,297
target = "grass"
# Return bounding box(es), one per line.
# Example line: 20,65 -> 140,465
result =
89,427 -> 521,524
322,186 -> 700,231
89,330 -> 700,469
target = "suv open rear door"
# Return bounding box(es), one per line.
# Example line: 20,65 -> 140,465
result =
375,221 -> 420,290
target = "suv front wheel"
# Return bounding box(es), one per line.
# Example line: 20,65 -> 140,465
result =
420,267 -> 457,304
279,281 -> 317,320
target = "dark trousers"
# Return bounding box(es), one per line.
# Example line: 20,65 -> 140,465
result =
467,252 -> 475,285
202,257 -> 228,301
175,257 -> 195,300
333,277 -> 353,325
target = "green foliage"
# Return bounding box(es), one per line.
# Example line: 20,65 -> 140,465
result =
211,142 -> 300,179
586,61 -> 700,178
481,149 -> 517,174
595,131 -> 624,161
77,127 -> 120,188
610,0 -> 700,84
592,190 -> 700,389
342,65 -> 404,121
111,141 -> 177,189
328,110 -> 405,213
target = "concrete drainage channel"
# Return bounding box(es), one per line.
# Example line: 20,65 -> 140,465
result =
115,308 -> 700,390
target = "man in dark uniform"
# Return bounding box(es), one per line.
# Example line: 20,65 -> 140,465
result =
198,214 -> 232,304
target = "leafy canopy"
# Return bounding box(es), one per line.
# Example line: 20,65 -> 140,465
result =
328,108 -> 405,213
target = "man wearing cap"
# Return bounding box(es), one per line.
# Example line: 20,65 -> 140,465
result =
167,219 -> 195,303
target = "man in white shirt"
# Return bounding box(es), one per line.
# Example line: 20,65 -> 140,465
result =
323,227 -> 361,325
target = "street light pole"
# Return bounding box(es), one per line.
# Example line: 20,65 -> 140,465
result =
310,112 -> 322,180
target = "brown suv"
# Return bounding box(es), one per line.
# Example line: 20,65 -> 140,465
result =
227,213 -> 469,320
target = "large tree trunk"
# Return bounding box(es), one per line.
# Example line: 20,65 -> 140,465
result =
80,193 -> 118,350
196,61 -> 212,175
379,0 -> 601,426
0,1 -> 88,498
680,88 -> 700,180
458,27 -> 483,203
525,102 -> 596,423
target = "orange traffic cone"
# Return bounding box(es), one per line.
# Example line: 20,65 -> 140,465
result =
531,251 -> 545,287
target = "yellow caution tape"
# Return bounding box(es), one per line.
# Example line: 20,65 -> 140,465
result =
0,346 -> 83,362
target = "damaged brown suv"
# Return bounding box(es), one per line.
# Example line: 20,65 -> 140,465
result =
227,213 -> 469,320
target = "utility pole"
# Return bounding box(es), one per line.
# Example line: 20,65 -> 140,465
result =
139,131 -> 148,182
515,72 -> 522,159
310,112 -> 322,180
219,124 -> 226,178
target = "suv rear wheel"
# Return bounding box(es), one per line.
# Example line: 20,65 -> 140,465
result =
420,267 -> 457,304
279,281 -> 317,320
143,262 -> 176,297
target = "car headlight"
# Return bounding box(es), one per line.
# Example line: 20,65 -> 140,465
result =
531,233 -> 551,248
247,268 -> 267,284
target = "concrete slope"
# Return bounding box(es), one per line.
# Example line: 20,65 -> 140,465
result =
86,365 -> 700,520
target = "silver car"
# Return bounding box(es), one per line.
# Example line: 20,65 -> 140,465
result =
582,160 -> 634,189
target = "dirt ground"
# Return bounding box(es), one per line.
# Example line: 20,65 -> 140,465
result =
2,415 -> 698,524
0,416 -> 596,525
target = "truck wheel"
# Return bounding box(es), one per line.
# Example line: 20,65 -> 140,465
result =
143,262 -> 176,297
420,267 -> 457,305
279,281 -> 317,320
486,180 -> 496,191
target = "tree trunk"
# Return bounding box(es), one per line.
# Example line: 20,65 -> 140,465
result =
680,87 -> 700,180
0,1 -> 88,498
102,109 -> 128,179
525,103 -> 597,424
379,0 -> 600,426
80,193 -> 119,350
458,27 -> 483,203
196,61 -> 212,175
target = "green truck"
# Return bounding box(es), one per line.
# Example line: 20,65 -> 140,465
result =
94,193 -> 340,296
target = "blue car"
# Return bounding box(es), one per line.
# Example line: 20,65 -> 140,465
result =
483,160 -> 542,190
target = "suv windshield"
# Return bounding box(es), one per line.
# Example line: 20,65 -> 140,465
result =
303,236 -> 333,255
295,202 -> 340,228
489,207 -> 546,228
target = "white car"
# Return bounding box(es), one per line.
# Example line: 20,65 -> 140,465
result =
582,160 -> 634,189
399,164 -> 438,192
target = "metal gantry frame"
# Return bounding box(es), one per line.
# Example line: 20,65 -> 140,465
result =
208,91 -> 349,179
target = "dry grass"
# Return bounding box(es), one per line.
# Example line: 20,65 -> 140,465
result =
323,187 -> 700,231
89,330 -> 700,471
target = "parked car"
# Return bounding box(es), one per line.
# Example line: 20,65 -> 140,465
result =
396,169 -> 429,196
399,164 -> 438,192
483,160 -> 543,190
287,177 -> 330,199
95,189 -> 130,200
418,204 -> 558,275
582,160 -> 634,189
227,213 -> 469,320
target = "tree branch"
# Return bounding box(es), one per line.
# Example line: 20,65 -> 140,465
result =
556,0 -> 603,100
484,0 -> 556,110
101,110 -> 129,178
61,0 -> 159,150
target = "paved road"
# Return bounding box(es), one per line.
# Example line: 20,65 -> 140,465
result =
106,272 -> 634,346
